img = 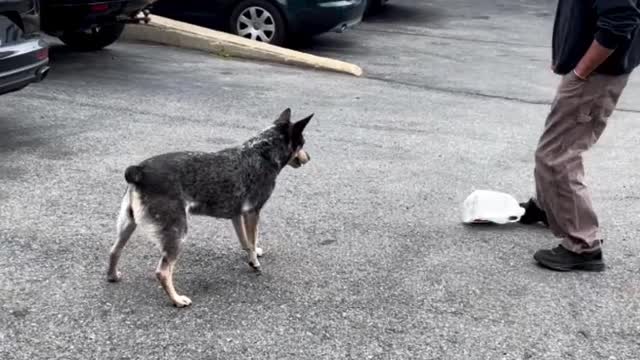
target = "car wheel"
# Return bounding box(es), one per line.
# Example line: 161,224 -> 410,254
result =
59,23 -> 126,51
230,0 -> 287,46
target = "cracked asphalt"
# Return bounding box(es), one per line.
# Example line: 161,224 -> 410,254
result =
2,0 -> 640,359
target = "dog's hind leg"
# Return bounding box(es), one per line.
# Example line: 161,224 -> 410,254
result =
107,189 -> 137,282
243,211 -> 261,272
154,221 -> 192,308
156,249 -> 192,308
156,237 -> 191,308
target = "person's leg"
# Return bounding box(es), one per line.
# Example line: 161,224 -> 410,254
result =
520,79 -> 569,228
531,72 -> 629,271
530,72 -> 586,237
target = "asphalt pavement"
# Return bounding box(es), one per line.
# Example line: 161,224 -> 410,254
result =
1,1 -> 640,359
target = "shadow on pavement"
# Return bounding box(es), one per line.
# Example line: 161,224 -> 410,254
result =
0,117 -> 46,155
48,43 -> 87,62
291,3 -> 447,52
363,2 -> 448,26
47,43 -> 120,72
290,34 -> 360,53
44,43 -> 155,88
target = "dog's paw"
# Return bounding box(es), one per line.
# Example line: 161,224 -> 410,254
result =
256,247 -> 264,257
248,259 -> 262,273
172,295 -> 192,308
107,271 -> 122,283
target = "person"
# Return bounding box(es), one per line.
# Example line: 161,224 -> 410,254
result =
519,0 -> 640,272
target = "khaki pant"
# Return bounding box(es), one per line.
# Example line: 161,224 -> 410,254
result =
534,71 -> 629,253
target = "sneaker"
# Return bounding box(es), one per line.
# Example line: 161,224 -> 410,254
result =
533,245 -> 605,272
519,198 -> 549,226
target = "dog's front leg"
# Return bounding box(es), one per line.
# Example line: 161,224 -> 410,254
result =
232,216 -> 249,251
243,211 -> 261,272
254,221 -> 263,258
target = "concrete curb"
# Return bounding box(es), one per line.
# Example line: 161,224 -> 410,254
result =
121,15 -> 363,77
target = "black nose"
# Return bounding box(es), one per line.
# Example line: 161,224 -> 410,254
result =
306,153 -> 310,161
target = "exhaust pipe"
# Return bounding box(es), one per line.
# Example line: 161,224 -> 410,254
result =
333,24 -> 348,34
35,66 -> 50,82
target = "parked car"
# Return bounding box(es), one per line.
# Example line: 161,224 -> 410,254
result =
149,0 -> 366,46
39,0 -> 157,51
0,0 -> 50,96
365,0 -> 388,15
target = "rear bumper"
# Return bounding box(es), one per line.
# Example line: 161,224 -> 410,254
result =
0,39 -> 50,96
288,0 -> 365,36
41,0 -> 156,33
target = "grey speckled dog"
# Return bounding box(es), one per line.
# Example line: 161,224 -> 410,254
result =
107,109 -> 312,307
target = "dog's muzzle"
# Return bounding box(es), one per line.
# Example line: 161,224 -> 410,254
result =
289,149 -> 310,168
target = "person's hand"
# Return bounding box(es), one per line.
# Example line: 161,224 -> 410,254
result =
573,68 -> 589,80
572,39 -> 615,80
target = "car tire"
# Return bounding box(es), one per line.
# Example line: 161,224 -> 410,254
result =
229,0 -> 287,46
59,23 -> 126,51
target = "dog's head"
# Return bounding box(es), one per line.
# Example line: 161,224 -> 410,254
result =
273,108 -> 313,169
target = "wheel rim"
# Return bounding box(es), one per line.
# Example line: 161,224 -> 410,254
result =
236,6 -> 276,42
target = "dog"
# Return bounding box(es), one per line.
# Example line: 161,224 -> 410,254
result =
107,108 -> 312,307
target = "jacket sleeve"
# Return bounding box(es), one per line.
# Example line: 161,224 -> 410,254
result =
593,0 -> 640,49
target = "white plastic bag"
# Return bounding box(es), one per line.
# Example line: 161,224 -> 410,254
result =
462,190 -> 525,224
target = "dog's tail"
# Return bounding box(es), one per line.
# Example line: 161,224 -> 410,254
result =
124,165 -> 144,185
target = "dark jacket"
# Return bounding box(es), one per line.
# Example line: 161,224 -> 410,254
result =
552,0 -> 640,75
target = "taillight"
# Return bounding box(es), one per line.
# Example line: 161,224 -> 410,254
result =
36,48 -> 48,61
90,4 -> 109,12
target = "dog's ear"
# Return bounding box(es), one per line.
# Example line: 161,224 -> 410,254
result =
274,108 -> 292,126
291,114 -> 313,138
